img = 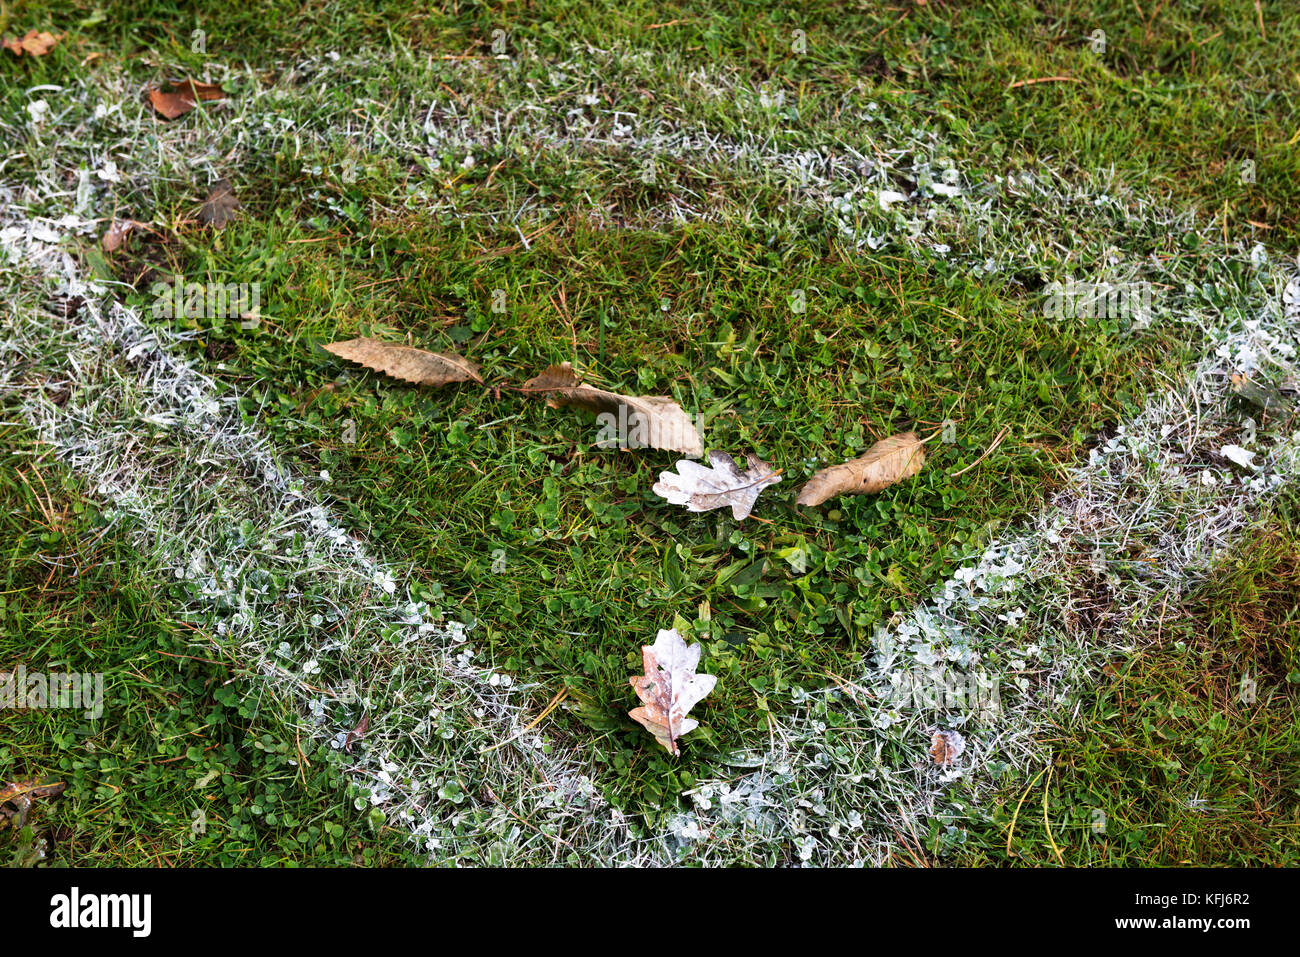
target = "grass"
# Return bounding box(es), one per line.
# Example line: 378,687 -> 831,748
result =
5,0 -> 1297,239
957,490 -> 1300,866
0,433 -> 420,865
2,0 -> 1298,864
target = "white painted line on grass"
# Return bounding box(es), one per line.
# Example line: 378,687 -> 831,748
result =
0,197 -> 642,864
668,279 -> 1300,864
3,47 -> 1299,864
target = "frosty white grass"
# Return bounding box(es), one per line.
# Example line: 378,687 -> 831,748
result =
2,43 -> 1298,864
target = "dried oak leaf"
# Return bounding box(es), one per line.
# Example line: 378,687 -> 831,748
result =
147,79 -> 227,120
199,178 -> 240,229
929,730 -> 965,767
796,431 -> 925,507
322,337 -> 483,387
522,361 -> 703,457
629,628 -> 717,757
3,30 -> 61,56
653,450 -> 781,520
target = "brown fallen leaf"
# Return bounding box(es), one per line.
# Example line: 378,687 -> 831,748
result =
653,450 -> 781,520
796,431 -> 926,507
199,178 -> 240,229
3,30 -> 62,56
49,294 -> 85,319
0,779 -> 66,828
629,628 -> 717,756
343,713 -> 369,753
323,337 -> 483,387
522,361 -> 704,457
101,219 -> 142,252
0,779 -> 66,805
929,730 -> 965,767
147,79 -> 227,120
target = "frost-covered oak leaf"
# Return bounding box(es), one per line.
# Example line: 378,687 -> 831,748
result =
1219,444 -> 1258,470
930,729 -> 965,767
629,629 -> 717,757
653,451 -> 781,520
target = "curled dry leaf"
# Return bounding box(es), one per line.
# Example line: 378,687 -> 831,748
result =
199,178 -> 240,229
343,713 -> 369,753
629,628 -> 717,757
147,79 -> 227,120
796,431 -> 925,507
101,219 -> 147,252
3,30 -> 61,56
522,361 -> 703,457
653,450 -> 781,520
929,729 -> 965,767
0,779 -> 67,805
323,337 -> 483,387
0,779 -> 66,828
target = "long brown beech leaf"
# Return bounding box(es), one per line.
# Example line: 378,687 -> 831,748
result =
323,337 -> 482,387
796,431 -> 925,507
522,361 -> 703,457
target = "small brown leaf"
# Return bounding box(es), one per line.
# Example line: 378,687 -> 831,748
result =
147,79 -> 227,120
1230,372 -> 1294,414
629,628 -> 717,756
199,178 -> 241,229
344,713 -> 369,753
101,219 -> 147,252
796,431 -> 926,507
521,362 -> 582,396
522,361 -> 703,456
50,294 -> 85,319
929,730 -> 965,767
0,778 -> 66,831
0,779 -> 66,805
653,451 -> 781,520
3,30 -> 61,56
323,337 -> 483,387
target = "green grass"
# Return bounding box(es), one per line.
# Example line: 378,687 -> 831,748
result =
0,433 -> 421,865
956,491 -> 1300,866
3,0 -> 1299,864
168,213 -> 1185,760
5,0 -> 1296,239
